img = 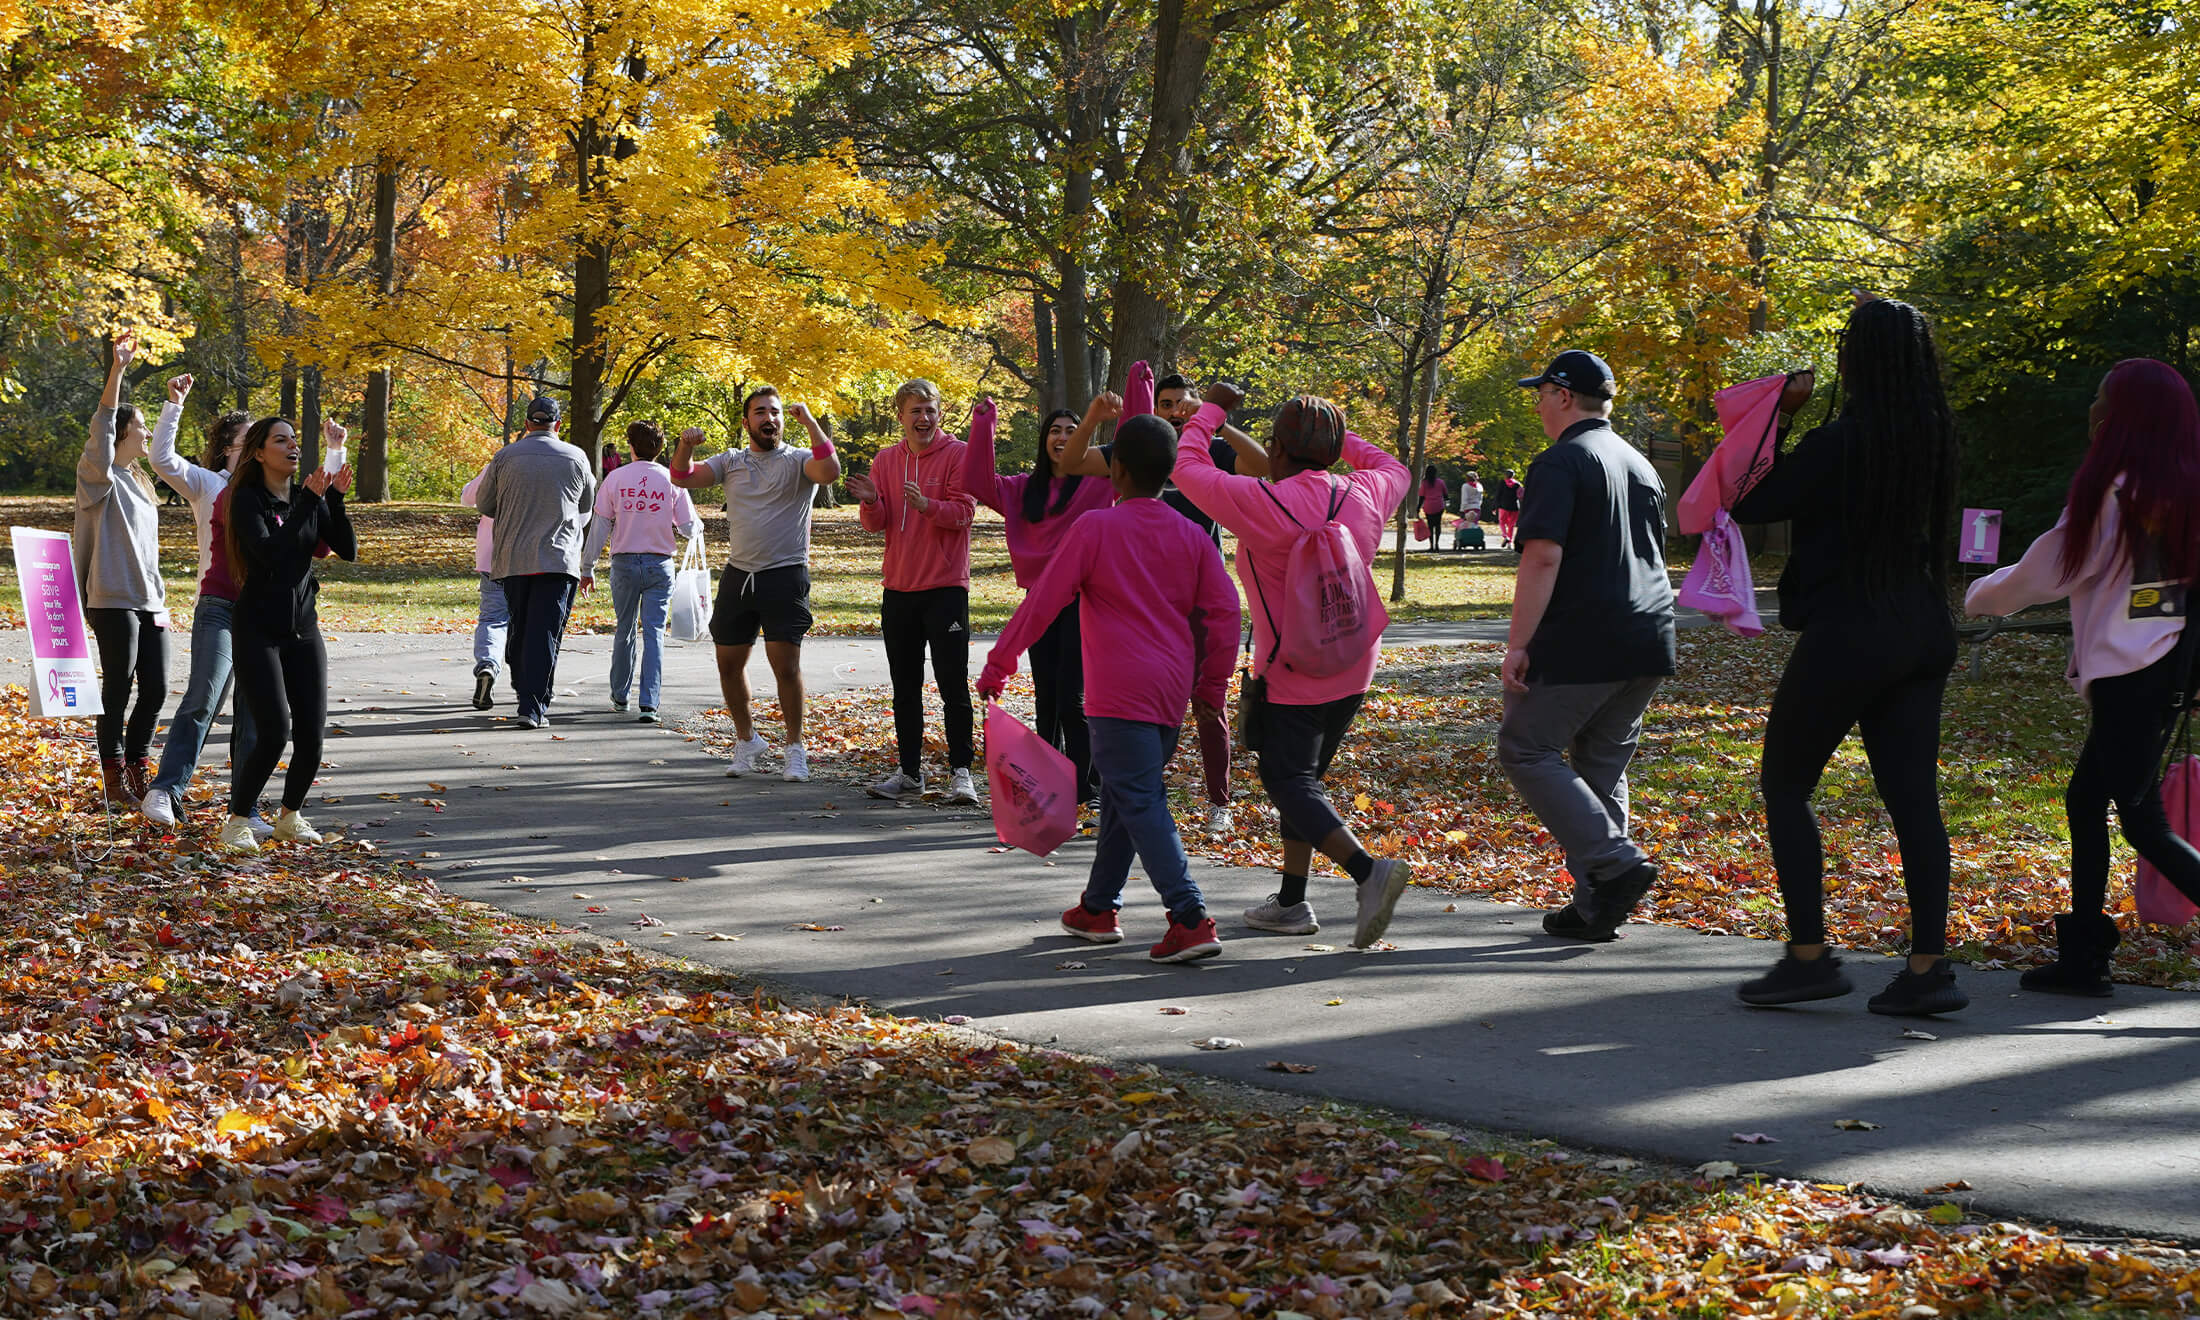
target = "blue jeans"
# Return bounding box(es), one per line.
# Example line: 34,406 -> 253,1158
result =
1083,717 -> 1204,922
609,553 -> 674,709
474,574 -> 508,676
149,594 -> 258,798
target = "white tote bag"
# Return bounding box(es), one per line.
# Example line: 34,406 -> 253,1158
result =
667,535 -> 713,643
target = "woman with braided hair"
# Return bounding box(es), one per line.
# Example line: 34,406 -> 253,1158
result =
1173,384 -> 1416,949
1732,296 -> 1967,1017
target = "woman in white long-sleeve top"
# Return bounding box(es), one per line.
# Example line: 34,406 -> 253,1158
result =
140,400 -> 264,831
74,331 -> 173,805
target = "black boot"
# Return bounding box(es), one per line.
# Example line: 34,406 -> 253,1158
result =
2019,912 -> 2120,997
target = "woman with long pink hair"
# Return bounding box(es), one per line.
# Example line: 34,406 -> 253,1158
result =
1967,358 -> 2200,996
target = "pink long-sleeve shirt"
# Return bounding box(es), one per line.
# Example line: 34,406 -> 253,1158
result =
1965,482 -> 2185,696
1173,402 -> 1409,706
981,497 -> 1241,724
858,433 -> 976,592
960,407 -> 1115,588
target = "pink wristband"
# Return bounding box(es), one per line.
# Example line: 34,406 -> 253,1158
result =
670,460 -> 692,480
811,436 -> 835,461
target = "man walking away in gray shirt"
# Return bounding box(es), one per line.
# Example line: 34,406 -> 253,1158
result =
670,386 -> 841,782
1497,351 -> 1678,943
474,397 -> 595,729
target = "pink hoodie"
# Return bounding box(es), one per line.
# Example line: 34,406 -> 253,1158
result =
859,432 -> 977,592
960,402 -> 1115,588
981,498 -> 1240,725
1965,482 -> 2186,696
1173,401 -> 1410,706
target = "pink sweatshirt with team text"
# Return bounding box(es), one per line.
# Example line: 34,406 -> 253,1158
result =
1173,401 -> 1409,706
980,498 -> 1240,726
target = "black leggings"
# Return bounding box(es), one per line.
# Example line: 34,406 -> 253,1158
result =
229,625 -> 328,816
882,587 -> 973,774
86,607 -> 169,762
1028,600 -> 1092,800
1761,604 -> 1957,955
1256,693 -> 1366,844
2069,645 -> 2200,916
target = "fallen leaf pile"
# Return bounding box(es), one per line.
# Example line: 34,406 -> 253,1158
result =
707,627 -> 2197,989
4,686 -> 2199,1317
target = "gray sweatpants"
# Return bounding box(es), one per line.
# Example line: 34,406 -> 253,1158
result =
1497,676 -> 1662,904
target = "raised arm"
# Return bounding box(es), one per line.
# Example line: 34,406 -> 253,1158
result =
1730,418 -> 1832,525
1172,393 -> 1312,544
668,427 -> 718,490
791,403 -> 841,487
1122,360 -> 1154,418
1056,392 -> 1121,479
1342,430 -> 1411,507
1221,422 -> 1270,479
80,331 -> 137,487
959,396 -> 1009,514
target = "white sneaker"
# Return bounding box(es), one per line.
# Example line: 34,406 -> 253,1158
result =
1243,894 -> 1320,935
247,814 -> 275,839
781,743 -> 810,783
1204,804 -> 1234,837
946,768 -> 979,805
272,810 -> 323,844
140,786 -> 178,827
725,734 -> 769,778
867,769 -> 923,800
1352,858 -> 1413,949
218,815 -> 260,852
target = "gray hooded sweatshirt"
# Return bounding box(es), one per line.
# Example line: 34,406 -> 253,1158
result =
74,404 -> 171,616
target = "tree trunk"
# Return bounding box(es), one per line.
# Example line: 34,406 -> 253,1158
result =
301,366 -> 323,475
1106,0 -> 1218,375
1389,352 -> 1419,602
1034,290 -> 1060,413
358,162 -> 399,502
1055,255 -> 1091,406
228,208 -> 251,412
280,198 -> 300,420
1747,5 -> 1783,334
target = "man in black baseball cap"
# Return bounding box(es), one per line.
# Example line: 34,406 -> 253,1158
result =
473,393 -> 593,728
1497,346 -> 1675,943
525,396 -> 563,426
1516,349 -> 1615,400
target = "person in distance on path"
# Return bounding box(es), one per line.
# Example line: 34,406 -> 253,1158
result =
1731,297 -> 1967,1017
1172,381 -> 1415,949
848,379 -> 980,804
1498,350 -> 1675,944
472,397 -> 595,730
584,420 -> 703,725
1059,370 -> 1267,837
979,411 -> 1242,963
670,387 -> 840,781
1966,358 -> 2200,997
218,416 -> 358,851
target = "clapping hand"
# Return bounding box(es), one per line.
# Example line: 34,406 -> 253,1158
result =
903,479 -> 929,512
331,463 -> 353,495
167,374 -> 193,405
303,468 -> 333,496
846,472 -> 878,503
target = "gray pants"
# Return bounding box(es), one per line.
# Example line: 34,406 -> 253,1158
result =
1498,676 -> 1661,904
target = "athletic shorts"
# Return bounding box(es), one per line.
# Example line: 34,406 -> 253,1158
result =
709,563 -> 812,647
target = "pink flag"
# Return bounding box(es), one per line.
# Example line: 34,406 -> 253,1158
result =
1678,373 -> 1788,536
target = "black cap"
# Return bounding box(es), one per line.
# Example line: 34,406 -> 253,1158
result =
1517,350 -> 1614,400
525,396 -> 562,424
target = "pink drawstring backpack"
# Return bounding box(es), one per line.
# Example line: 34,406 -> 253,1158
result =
1678,373 -> 1789,536
984,701 -> 1079,857
1676,509 -> 1764,637
1257,478 -> 1387,679
2137,698 -> 2200,927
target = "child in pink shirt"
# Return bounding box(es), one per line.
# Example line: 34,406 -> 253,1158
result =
979,415 -> 1241,963
1173,383 -> 1415,949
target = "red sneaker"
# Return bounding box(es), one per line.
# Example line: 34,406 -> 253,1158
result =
1150,917 -> 1222,963
1060,904 -> 1123,944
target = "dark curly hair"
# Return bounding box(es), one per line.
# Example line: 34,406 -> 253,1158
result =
203,411 -> 250,473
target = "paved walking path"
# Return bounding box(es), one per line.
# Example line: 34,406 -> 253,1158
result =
6,622 -> 2197,1239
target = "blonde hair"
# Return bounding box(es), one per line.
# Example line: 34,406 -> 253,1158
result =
892,379 -> 942,414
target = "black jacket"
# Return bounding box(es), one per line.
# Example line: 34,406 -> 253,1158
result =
230,480 -> 358,638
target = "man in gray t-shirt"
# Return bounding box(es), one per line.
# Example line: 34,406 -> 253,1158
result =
670,386 -> 842,782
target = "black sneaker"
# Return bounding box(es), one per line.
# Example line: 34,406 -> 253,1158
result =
472,671 -> 495,710
1867,961 -> 1969,1017
1590,861 -> 1658,930
1542,902 -> 1618,943
1738,952 -> 1853,1006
